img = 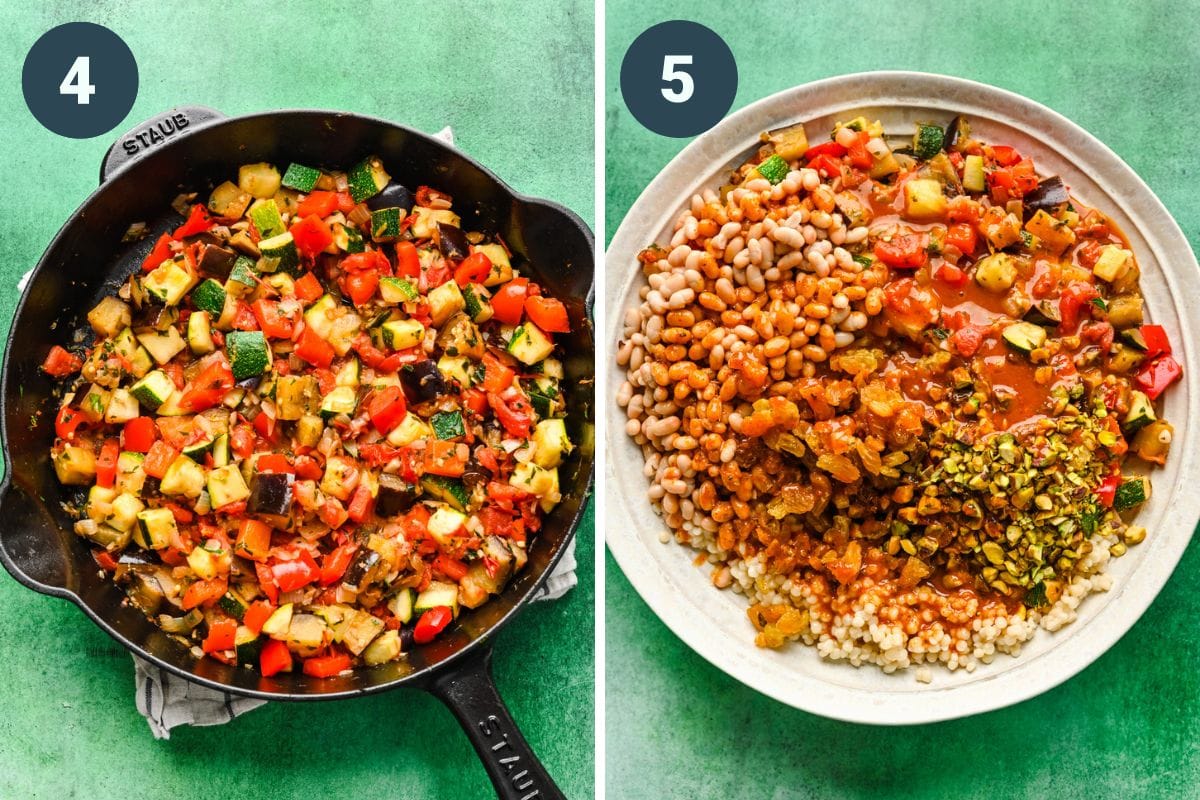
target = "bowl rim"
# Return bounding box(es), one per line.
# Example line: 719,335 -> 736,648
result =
605,70 -> 1200,724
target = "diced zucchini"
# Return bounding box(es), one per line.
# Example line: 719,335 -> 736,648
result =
258,232 -> 299,274
903,179 -> 947,221
295,414 -> 324,448
208,180 -> 252,218
380,318 -> 425,350
319,386 -> 358,419
129,370 -> 176,411
80,523 -> 131,552
135,507 -> 177,550
509,461 -> 561,512
474,244 -> 513,287
212,433 -> 230,467
115,451 -> 146,495
87,486 -> 117,522
228,229 -> 260,257
767,122 -> 809,161
303,294 -> 338,340
1123,390 -> 1156,434
327,312 -> 362,357
408,207 -> 460,239
755,154 -> 789,185
1113,476 -> 1151,512
507,322 -> 555,365
135,326 -> 186,365
54,445 -> 96,485
332,221 -> 365,253
1093,245 -> 1133,283
371,207 -> 404,241
1107,296 -> 1144,329
386,413 -> 432,447
347,156 -> 390,203
143,257 -> 197,306
912,124 -> 945,160
187,310 -> 215,355
281,163 -> 321,193
1121,328 -> 1149,352
962,154 -> 986,193
430,410 -> 465,440
532,418 -> 572,468
218,589 -> 250,621
335,357 -> 361,388
428,280 -> 465,327
414,581 -> 460,618
1024,209 -> 1076,255
261,603 -> 294,638
275,374 -> 320,421
421,476 -> 469,512
182,435 -> 214,462
1108,343 -> 1145,374
974,253 -> 1019,293
153,391 -> 189,417
160,456 -> 207,498
191,279 -> 226,315
87,296 -> 132,338
427,505 -> 467,543
75,385 -> 109,423
225,331 -> 269,380
112,327 -> 153,379
340,610 -> 384,656
461,284 -> 494,323
379,277 -> 419,304
362,629 -> 402,666
1002,321 -> 1048,354
207,464 -> 250,509
106,492 -> 144,533
320,456 -> 360,502
387,588 -> 415,623
225,256 -> 258,297
238,162 -> 281,199
103,388 -> 140,424
437,355 -> 474,388
287,614 -> 327,656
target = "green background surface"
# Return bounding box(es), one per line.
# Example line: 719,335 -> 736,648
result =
0,2 -> 594,799
606,2 -> 1200,798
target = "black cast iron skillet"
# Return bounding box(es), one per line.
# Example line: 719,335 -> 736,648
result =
0,107 -> 594,800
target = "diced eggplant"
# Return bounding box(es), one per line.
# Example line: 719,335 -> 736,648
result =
436,222 -> 471,261
133,299 -> 179,331
198,244 -> 237,280
342,548 -> 383,592
460,459 -> 493,492
124,569 -> 166,614
236,375 -> 262,391
365,182 -> 413,213
1023,300 -> 1062,328
376,473 -> 419,516
180,230 -> 223,248
944,115 -> 970,151
247,472 -> 294,517
1022,176 -> 1069,220
400,359 -> 452,401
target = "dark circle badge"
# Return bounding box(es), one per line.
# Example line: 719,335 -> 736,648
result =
22,22 -> 139,139
619,20 -> 738,138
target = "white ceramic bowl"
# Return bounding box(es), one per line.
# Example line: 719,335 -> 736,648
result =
605,71 -> 1200,724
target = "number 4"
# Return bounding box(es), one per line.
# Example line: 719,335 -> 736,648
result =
660,55 -> 694,104
60,56 -> 96,105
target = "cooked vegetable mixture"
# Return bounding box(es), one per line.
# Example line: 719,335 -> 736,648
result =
617,115 -> 1180,676
44,157 -> 573,677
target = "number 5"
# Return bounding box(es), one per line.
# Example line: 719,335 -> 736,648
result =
60,56 -> 96,105
661,55 -> 694,104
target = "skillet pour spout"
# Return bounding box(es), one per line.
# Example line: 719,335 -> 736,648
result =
0,106 -> 592,800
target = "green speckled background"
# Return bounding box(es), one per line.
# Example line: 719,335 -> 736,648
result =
605,2 -> 1200,798
0,2 -> 594,798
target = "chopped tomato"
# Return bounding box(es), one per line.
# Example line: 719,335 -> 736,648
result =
295,190 -> 339,219
229,424 -> 255,460
491,278 -> 531,325
462,387 -> 489,416
434,554 -> 468,582
202,617 -> 237,654
946,197 -> 983,224
1010,159 -> 1038,196
874,233 -> 928,269
243,601 -> 275,635
55,406 -> 86,441
235,519 -> 273,561
122,416 -> 157,453
480,352 -> 516,393
944,223 -> 977,255
489,386 -> 534,438
94,550 -> 120,571
807,154 -> 842,178
142,233 -> 173,272
173,204 -> 215,238
804,141 -> 847,160
179,356 -> 235,412
294,272 -> 324,304
142,441 -> 179,479
290,214 -> 334,259
252,298 -> 298,339
255,562 -> 280,604
295,325 -> 335,368
95,439 -> 120,488
990,145 -> 1021,167
413,606 -> 453,644
303,653 -> 351,678
367,385 -> 407,433
342,250 -> 391,274
346,483 -> 375,523
164,502 -> 193,524
294,455 -> 323,481
395,241 -> 421,278
319,497 -> 349,529
845,131 -> 873,170
272,550 -> 320,592
342,270 -> 379,306
253,408 -> 277,441
454,252 -> 492,286
422,439 -> 467,477
260,639 -> 293,677
182,577 -> 228,611
948,325 -> 986,358
936,263 -> 969,289
525,296 -> 569,333
1058,281 -> 1100,332
42,346 -> 83,378
319,544 -> 356,586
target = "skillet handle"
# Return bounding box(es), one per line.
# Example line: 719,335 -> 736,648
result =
429,645 -> 567,800
0,478 -> 76,600
99,106 -> 225,183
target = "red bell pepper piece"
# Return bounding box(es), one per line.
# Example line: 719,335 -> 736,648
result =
94,550 -> 120,571
462,387 -> 489,416
422,440 -> 467,477
434,554 -> 468,582
319,497 -> 349,529
491,278 -> 530,325
1095,473 -> 1122,508
42,346 -> 83,378
229,424 -> 255,460
289,214 -> 334,259
173,204 -> 215,238
453,252 -> 492,286
342,270 -> 379,306
295,190 -> 339,219
256,453 -> 294,474
293,272 -> 324,304
271,550 -> 320,593
122,416 -> 157,453
295,325 -> 335,368
253,408 -> 277,440
367,385 -> 407,433
182,577 -> 228,611
255,562 -> 280,604
395,241 -> 421,278
232,300 -> 258,331
294,455 -> 323,481
302,652 -> 351,678
1137,325 -> 1172,360
346,483 -> 375,523
95,439 -> 120,489
1135,355 -> 1182,400
480,352 -> 517,393
142,233 -> 173,272
804,140 -> 847,160
179,356 -> 235,412
252,298 -> 298,339
489,386 -> 534,438
936,264 -> 969,289
259,639 -> 293,677
944,223 -> 977,255
807,154 -> 843,178
524,296 -> 569,333
319,544 -> 356,586
874,234 -> 928,269
413,606 -> 453,644
202,617 -> 238,654
55,406 -> 86,441
235,518 -> 273,562
243,601 -> 275,635
990,145 -> 1022,167
845,131 -> 873,170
